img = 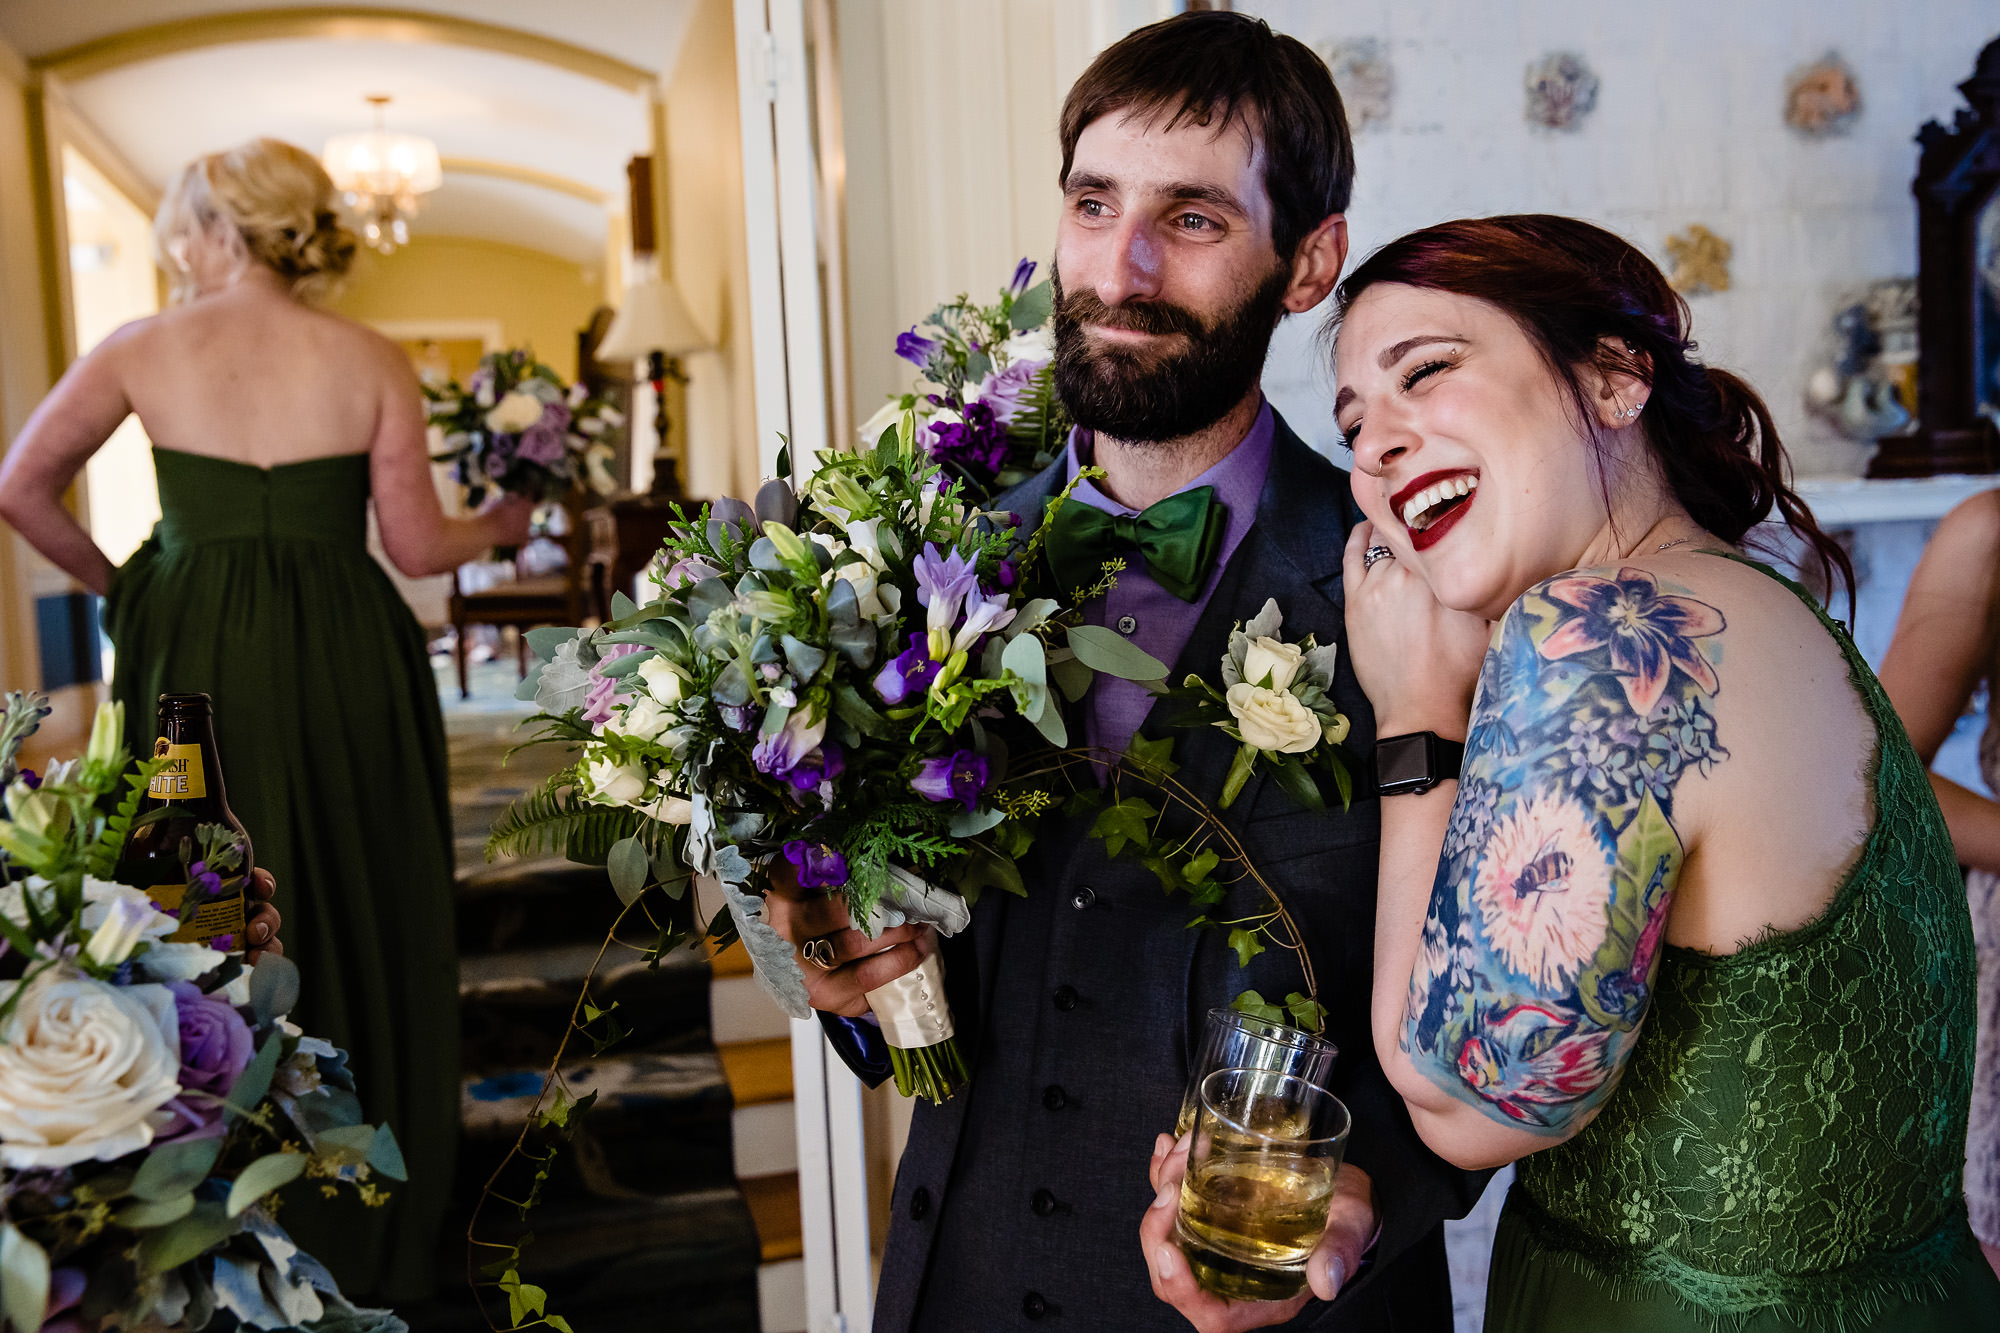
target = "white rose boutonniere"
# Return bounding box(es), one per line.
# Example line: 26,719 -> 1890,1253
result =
1160,598 -> 1357,810
1225,684 -> 1321,754
0,969 -> 182,1168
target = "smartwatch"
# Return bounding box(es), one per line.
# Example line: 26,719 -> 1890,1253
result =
1373,732 -> 1465,796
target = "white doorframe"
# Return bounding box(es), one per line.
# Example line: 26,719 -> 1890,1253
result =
734,2 -> 873,1329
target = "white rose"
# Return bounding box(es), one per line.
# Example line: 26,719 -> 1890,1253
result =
0,970 -> 182,1168
1241,637 -> 1305,692
484,391 -> 545,434
1224,684 -> 1322,754
636,657 -> 685,705
585,753 -> 649,807
607,697 -> 673,742
857,398 -> 904,447
1000,327 -> 1054,363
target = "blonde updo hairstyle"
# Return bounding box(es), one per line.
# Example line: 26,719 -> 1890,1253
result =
154,138 -> 357,305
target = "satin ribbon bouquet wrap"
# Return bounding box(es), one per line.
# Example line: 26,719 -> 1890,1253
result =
0,696 -> 406,1333
496,415 -> 1166,1101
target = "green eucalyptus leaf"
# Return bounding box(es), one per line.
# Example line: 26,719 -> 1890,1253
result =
1010,279 -> 1053,329
248,953 -> 301,1026
368,1124 -> 408,1182
1067,625 -> 1168,683
1,1224 -> 49,1333
315,1124 -> 377,1166
135,1201 -> 238,1276
608,837 -> 650,906
1049,651 -> 1094,703
113,1193 -> 195,1229
224,1036 -> 283,1116
132,1137 -> 223,1202
225,1152 -> 308,1217
611,590 -> 640,620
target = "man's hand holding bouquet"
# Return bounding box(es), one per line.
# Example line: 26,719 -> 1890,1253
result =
497,414 -> 1166,1100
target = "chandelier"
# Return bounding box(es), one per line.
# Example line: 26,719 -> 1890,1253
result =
322,95 -> 441,254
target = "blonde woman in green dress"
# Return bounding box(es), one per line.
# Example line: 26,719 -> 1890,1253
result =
0,137 -> 529,1300
1324,215 -> 2000,1329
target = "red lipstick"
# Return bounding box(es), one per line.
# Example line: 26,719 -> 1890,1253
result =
1387,469 -> 1479,553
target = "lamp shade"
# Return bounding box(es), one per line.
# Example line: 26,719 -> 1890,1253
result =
599,275 -> 709,360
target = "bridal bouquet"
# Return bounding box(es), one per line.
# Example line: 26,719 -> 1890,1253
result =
860,259 -> 1067,503
0,695 -> 405,1333
492,416 -> 1165,1101
426,348 -> 625,504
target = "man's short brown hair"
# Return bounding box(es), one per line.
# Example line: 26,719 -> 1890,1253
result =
1058,11 -> 1354,263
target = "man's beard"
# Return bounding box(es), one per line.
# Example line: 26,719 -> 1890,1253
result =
1050,261 -> 1290,445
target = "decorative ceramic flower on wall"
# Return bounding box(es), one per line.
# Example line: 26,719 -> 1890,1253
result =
1784,53 -> 1862,137
1525,52 -> 1599,131
1318,38 -> 1393,133
1664,224 -> 1732,296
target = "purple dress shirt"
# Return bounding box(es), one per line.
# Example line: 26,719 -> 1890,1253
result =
1065,400 -> 1275,758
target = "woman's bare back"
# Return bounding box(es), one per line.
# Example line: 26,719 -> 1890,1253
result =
114,279 -> 404,468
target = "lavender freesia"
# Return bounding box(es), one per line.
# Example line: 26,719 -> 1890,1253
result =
752,709 -> 828,780
914,544 -> 980,657
783,840 -> 849,890
874,633 -> 943,706
911,749 -> 990,812
1008,258 -> 1037,297
895,328 -> 942,368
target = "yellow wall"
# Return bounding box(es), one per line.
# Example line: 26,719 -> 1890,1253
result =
329,235 -> 603,382
0,36 -> 53,690
663,0 -> 759,500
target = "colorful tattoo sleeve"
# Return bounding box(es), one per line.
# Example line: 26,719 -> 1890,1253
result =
1403,566 -> 1728,1131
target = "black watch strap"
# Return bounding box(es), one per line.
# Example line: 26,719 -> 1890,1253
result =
1371,732 -> 1465,797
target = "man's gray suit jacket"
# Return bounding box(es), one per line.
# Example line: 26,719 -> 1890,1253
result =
833,414 -> 1489,1331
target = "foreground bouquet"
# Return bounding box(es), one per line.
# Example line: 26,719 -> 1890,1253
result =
860,259 -> 1067,503
493,417 -> 1164,1101
0,695 -> 405,1333
426,348 -> 625,503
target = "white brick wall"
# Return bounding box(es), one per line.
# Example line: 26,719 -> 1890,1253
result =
1241,0 -> 1999,479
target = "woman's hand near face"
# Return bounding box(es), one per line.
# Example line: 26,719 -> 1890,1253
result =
1341,520 -> 1492,736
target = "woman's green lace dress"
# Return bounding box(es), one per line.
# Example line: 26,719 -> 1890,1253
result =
1486,557 -> 2000,1331
105,447 -> 457,1302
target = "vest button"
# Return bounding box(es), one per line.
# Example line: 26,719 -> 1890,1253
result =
1070,885 -> 1096,910
1032,1188 -> 1058,1216
1023,1292 -> 1048,1319
1043,1084 -> 1068,1111
909,1186 -> 931,1221
1052,984 -> 1079,1011
1116,614 -> 1138,634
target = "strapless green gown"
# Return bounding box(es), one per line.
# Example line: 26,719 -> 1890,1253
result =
106,446 -> 457,1302
1487,556 -> 2000,1330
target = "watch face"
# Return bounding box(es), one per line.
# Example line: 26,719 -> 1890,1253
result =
1375,734 -> 1433,791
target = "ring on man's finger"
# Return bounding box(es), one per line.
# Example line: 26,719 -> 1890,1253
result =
802,935 -> 840,971
1362,544 -> 1395,570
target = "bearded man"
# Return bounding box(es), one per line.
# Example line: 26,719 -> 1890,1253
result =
767,13 -> 1487,1331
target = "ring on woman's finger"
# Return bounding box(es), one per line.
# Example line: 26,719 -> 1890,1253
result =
1362,544 -> 1396,570
802,935 -> 840,971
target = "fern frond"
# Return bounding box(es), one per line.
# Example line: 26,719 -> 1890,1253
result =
485,772 -> 643,865
83,757 -> 166,879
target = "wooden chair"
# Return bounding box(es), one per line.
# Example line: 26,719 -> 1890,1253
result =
449,497 -> 596,699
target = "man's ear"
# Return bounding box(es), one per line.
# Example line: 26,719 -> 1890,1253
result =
1283,214 -> 1348,314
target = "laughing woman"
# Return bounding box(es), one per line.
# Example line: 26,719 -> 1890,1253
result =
1331,216 -> 2000,1329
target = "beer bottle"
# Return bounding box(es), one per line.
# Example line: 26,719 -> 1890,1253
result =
116,693 -> 252,953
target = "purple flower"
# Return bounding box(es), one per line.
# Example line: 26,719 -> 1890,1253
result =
159,982 -> 255,1141
974,359 -> 1046,426
1008,257 -> 1037,297
664,557 -> 723,590
753,710 -> 828,780
874,633 -> 941,705
785,741 -> 846,793
896,328 -> 942,368
718,703 -> 759,732
924,401 -> 1009,475
484,449 -> 511,479
17,769 -> 38,790
582,643 -> 646,726
911,750 -> 990,812
914,544 -> 981,639
517,419 -> 570,465
783,840 -> 849,890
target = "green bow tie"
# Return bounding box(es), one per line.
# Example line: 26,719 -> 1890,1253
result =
1044,485 -> 1228,603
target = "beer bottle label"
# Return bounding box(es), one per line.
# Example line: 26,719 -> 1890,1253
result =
143,876 -> 248,950
149,740 -> 207,799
